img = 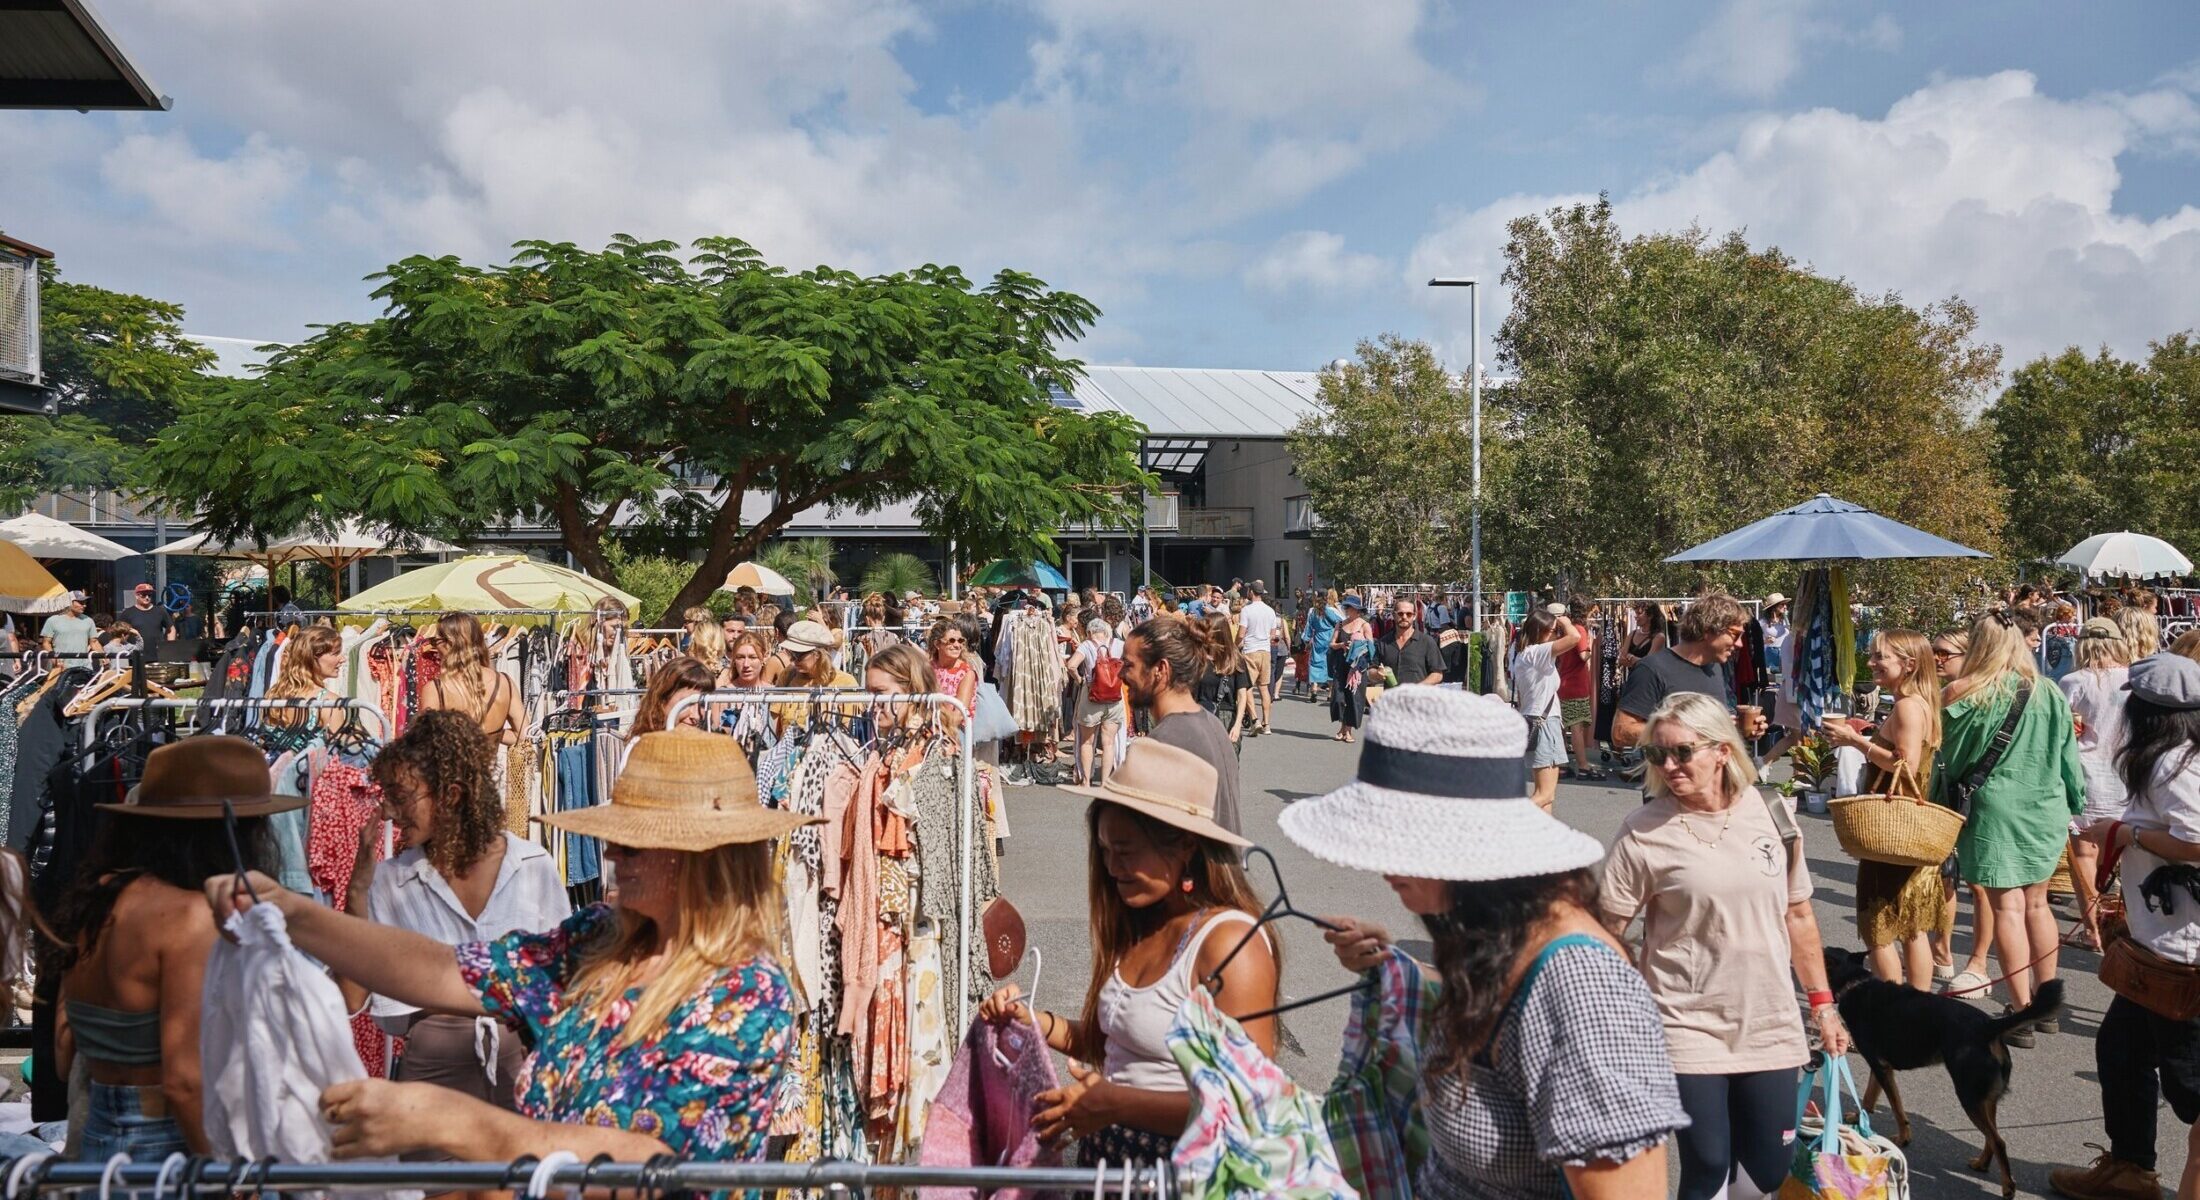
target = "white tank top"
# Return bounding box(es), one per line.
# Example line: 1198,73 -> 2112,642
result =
1097,910 -> 1263,1091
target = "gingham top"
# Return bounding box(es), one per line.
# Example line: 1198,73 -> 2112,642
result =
1417,937 -> 1688,1200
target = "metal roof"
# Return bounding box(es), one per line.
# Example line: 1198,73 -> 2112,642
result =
0,0 -> 168,111
1068,366 -> 1322,439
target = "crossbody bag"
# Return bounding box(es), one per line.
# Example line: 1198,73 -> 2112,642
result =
1944,680 -> 2032,816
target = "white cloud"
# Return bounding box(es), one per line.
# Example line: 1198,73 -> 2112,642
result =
1410,70 -> 2200,371
98,130 -> 306,249
1666,0 -> 1901,99
1243,231 -> 1390,297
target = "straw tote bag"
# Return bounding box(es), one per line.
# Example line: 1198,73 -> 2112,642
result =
1829,760 -> 1964,868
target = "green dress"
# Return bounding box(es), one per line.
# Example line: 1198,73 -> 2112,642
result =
1934,673 -> 2087,888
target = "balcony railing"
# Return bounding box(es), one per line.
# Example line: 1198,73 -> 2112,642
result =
1180,507 -> 1253,539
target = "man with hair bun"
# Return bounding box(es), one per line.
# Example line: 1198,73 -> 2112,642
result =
1123,616 -> 1240,835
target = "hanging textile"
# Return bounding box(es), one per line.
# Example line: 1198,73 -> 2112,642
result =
1794,569 -> 1840,730
1169,987 -> 1359,1200
1322,950 -> 1438,1200
916,1014 -> 1063,1199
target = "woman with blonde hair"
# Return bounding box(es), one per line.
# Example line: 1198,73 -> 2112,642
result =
687,620 -> 732,687
2116,605 -> 2162,661
1603,691 -> 1846,1200
1935,612 -> 2086,1031
420,613 -> 520,745
205,728 -> 815,1163
265,624 -> 348,732
2062,617 -> 2136,950
1821,629 -> 1946,988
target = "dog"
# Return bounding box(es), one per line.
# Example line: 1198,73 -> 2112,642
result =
1823,947 -> 2064,1199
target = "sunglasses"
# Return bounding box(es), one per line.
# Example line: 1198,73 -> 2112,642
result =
938,637 -> 965,646
1642,740 -> 1716,767
1931,648 -> 1959,662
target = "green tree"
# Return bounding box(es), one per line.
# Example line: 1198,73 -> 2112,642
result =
1489,199 -> 2005,621
759,538 -> 837,604
1986,334 -> 2200,567
136,236 -> 1151,623
858,552 -> 937,599
1287,335 -> 1477,586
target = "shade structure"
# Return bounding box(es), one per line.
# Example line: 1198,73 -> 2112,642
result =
0,540 -> 70,614
338,555 -> 638,616
2057,531 -> 2193,580
970,559 -> 1070,590
0,513 -> 133,561
151,520 -> 461,571
724,561 -> 795,596
1664,493 -> 1989,563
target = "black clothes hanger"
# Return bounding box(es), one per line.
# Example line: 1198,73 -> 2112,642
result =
1207,846 -> 1374,1023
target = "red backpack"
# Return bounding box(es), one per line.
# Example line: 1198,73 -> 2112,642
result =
1088,645 -> 1125,703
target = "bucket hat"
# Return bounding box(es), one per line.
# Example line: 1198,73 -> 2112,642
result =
779,620 -> 838,656
538,728 -> 822,850
97,736 -> 308,819
1066,740 -> 1249,847
1278,685 -> 1603,880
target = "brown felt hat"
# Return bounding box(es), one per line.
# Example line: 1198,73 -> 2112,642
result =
97,736 -> 307,819
1065,740 -> 1248,847
537,727 -> 822,850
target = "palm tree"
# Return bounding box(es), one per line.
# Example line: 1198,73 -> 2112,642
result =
759,538 -> 837,603
858,552 -> 938,600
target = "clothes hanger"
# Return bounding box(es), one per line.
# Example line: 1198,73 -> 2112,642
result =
95,1155 -> 129,1200
1204,845 -> 1371,1023
991,946 -> 1044,1070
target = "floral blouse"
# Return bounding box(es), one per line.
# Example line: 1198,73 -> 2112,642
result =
456,904 -> 797,1159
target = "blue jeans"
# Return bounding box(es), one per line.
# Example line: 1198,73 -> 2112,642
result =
77,1081 -> 186,1161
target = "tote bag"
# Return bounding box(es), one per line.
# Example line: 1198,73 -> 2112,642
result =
1781,1056 -> 1908,1200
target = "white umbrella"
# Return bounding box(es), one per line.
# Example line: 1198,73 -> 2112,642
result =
153,520 -> 462,571
2057,531 -> 2193,580
724,561 -> 795,595
0,513 -> 133,561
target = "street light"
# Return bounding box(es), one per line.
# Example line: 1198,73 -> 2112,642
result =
1427,276 -> 1482,638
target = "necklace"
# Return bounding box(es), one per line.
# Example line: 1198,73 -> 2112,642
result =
1677,806 -> 1734,848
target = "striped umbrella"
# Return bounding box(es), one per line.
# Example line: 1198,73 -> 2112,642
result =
338,554 -> 637,616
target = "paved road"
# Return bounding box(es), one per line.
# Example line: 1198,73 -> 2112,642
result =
995,690 -> 2174,1198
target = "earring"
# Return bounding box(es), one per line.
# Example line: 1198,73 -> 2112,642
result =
1180,876 -> 1195,894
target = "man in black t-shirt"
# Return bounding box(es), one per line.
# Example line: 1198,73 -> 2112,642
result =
1613,591 -> 1769,750
1375,598 -> 1445,686
116,583 -> 175,657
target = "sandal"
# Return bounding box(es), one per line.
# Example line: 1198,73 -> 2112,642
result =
1942,969 -> 1992,998
1576,767 -> 1609,781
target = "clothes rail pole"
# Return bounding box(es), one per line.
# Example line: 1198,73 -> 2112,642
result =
80,696 -> 391,750
664,688 -> 978,1031
0,1156 -> 1185,1195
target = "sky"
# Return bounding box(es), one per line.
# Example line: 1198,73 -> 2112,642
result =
3,0 -> 2197,378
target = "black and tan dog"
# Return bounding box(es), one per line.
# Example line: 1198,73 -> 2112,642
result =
1823,947 -> 2064,1199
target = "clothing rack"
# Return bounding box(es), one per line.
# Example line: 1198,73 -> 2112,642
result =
0,1155 -> 1183,1196
666,688 -> 979,1032
79,697 -> 392,750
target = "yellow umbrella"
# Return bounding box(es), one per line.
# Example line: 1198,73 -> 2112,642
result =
0,539 -> 71,614
338,554 -> 638,619
724,561 -> 795,595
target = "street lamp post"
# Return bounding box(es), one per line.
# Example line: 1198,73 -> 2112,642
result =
1427,277 -> 1482,639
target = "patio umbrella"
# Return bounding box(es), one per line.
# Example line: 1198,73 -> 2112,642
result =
723,561 -> 795,596
970,559 -> 1071,590
0,513 -> 132,562
1664,493 -> 1989,563
338,554 -> 637,617
2057,531 -> 2192,580
151,519 -> 461,572
0,540 -> 70,613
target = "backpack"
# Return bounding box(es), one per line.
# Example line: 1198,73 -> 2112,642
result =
1088,644 -> 1124,703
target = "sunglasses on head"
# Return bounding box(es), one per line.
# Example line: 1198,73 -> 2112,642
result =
1643,740 -> 1716,767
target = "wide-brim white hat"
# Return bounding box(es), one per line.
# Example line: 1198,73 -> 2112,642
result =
1279,685 -> 1605,881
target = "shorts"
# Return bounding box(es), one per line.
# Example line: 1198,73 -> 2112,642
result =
1560,697 -> 1592,728
1075,694 -> 1122,730
1526,714 -> 1567,770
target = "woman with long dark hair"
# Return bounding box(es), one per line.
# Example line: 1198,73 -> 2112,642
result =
1286,686 -> 1682,1199
57,737 -> 288,1157
977,740 -> 1274,1164
2056,654 -> 2200,1200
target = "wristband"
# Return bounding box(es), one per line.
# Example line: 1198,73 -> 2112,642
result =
1807,990 -> 1834,1009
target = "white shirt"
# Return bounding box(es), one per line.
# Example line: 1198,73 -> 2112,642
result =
1510,641 -> 1561,719
1076,636 -> 1124,674
2122,753 -> 2200,964
1238,600 -> 1280,654
364,833 -> 571,1030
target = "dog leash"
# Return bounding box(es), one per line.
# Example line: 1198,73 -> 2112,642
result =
1938,843 -> 2119,1000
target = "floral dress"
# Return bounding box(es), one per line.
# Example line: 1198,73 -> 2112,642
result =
456,904 -> 798,1159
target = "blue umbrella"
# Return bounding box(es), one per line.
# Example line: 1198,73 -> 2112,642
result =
1664,493 -> 1988,563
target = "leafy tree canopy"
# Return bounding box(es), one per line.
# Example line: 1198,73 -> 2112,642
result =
1488,198 -> 2006,623
137,236 -> 1151,622
1985,334 -> 2200,569
1287,335 -> 1478,588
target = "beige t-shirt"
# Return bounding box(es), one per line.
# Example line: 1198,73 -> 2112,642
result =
1601,792 -> 1812,1073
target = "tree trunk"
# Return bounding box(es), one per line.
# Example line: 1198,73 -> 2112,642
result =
656,470 -> 895,623
550,481 -> 616,585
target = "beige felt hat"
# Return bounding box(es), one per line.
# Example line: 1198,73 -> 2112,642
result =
1065,740 -> 1248,847
538,728 -> 821,850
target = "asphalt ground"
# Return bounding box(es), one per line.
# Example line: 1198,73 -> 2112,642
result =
994,689 -> 2174,1198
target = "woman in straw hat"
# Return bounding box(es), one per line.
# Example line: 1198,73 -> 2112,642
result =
204,728 -> 819,1163
1604,691 -> 1847,1200
977,739 -> 1277,1165
57,736 -> 294,1158
1283,685 -> 1685,1200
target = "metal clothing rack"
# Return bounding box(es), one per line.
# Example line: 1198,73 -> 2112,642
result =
0,1155 -> 1184,1197
664,688 -> 978,1030
79,696 -> 392,750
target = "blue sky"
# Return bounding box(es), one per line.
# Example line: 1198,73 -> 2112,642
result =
3,0 -> 2196,377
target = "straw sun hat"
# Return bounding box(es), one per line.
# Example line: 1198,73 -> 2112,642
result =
1066,740 -> 1249,848
538,728 -> 821,850
1279,685 -> 1603,881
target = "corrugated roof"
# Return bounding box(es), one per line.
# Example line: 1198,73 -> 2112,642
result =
1070,366 -> 1321,439
0,0 -> 167,111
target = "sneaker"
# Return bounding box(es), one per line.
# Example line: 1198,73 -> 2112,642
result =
2050,1148 -> 2162,1200
1942,969 -> 1992,999
2001,1005 -> 2036,1048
